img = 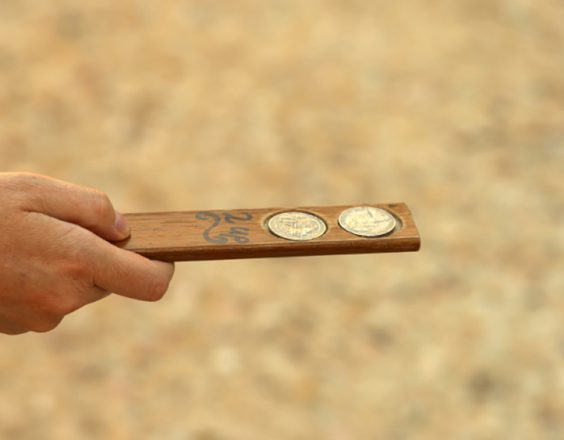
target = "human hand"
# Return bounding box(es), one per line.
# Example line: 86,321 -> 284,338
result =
0,172 -> 175,335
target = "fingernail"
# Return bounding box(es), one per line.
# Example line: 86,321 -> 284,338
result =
114,212 -> 130,237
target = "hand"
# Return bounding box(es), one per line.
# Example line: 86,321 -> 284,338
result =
0,172 -> 175,335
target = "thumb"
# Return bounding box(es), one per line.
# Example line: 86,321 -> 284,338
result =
17,173 -> 131,242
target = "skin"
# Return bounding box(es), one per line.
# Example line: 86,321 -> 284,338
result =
0,172 -> 175,335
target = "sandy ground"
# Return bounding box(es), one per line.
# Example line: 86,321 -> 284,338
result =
0,0 -> 563,439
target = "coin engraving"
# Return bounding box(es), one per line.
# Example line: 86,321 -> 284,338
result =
338,207 -> 397,237
267,211 -> 327,241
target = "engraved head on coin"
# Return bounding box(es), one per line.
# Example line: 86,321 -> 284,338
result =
338,206 -> 398,237
267,211 -> 327,241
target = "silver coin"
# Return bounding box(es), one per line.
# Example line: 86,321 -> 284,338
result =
338,207 -> 397,237
267,211 -> 327,241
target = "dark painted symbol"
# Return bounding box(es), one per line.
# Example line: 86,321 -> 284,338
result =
195,211 -> 253,244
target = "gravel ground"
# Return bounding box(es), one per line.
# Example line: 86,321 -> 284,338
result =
0,1 -> 563,439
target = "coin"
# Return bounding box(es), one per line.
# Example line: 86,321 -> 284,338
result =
267,211 -> 327,241
338,206 -> 397,237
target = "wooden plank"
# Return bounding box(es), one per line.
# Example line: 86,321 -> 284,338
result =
116,203 -> 421,262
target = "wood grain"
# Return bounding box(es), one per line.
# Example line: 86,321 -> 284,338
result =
116,203 -> 421,262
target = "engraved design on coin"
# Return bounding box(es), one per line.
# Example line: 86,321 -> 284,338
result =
338,207 -> 398,237
267,211 -> 327,241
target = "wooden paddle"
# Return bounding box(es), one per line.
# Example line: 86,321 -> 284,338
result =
116,203 -> 421,262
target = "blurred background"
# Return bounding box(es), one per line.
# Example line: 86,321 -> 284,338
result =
0,0 -> 563,438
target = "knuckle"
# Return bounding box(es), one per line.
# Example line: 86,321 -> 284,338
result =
15,174 -> 51,199
28,315 -> 63,333
8,172 -> 42,188
38,291 -> 80,316
45,293 -> 80,316
50,299 -> 76,316
6,329 -> 29,336
0,173 -> 46,204
0,324 -> 29,336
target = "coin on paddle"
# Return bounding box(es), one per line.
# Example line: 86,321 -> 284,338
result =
267,211 -> 327,241
338,206 -> 398,237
